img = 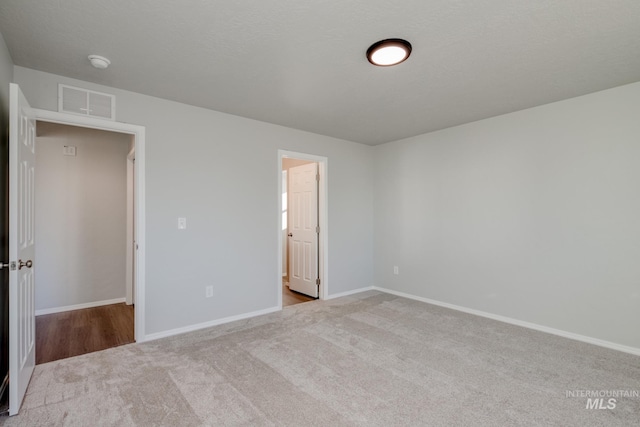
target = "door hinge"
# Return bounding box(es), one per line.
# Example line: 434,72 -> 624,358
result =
1,262 -> 17,271
316,278 -> 320,286
316,173 -> 320,182
316,225 -> 320,234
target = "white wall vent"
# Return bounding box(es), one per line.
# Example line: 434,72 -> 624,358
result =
58,84 -> 116,120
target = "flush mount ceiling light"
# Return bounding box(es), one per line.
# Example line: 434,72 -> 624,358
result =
88,54 -> 111,69
366,39 -> 412,66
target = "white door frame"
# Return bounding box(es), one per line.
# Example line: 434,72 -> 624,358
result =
125,147 -> 135,306
33,108 -> 147,342
277,150 -> 328,307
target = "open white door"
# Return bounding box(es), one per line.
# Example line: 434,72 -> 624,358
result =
288,163 -> 319,298
8,83 -> 36,416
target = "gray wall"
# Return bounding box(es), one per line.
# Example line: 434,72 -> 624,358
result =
374,82 -> 640,349
35,122 -> 130,311
14,64 -> 639,351
15,66 -> 375,336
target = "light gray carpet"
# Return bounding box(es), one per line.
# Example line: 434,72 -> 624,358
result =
1,291 -> 638,426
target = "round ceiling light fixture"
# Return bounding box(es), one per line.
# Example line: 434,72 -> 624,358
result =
88,55 -> 111,69
366,39 -> 412,66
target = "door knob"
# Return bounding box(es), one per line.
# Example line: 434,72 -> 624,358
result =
287,233 -> 293,237
18,259 -> 33,270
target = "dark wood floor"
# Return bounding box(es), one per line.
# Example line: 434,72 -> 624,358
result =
36,289 -> 309,365
283,281 -> 316,306
36,303 -> 134,365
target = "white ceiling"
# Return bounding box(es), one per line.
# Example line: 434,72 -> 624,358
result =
1,1 -> 639,145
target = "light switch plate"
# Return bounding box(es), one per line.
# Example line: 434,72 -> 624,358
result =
178,217 -> 187,229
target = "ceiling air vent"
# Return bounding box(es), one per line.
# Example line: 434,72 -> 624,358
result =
58,84 -> 116,120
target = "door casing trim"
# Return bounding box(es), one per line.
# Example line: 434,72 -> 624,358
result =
33,108 -> 147,342
277,150 -> 328,307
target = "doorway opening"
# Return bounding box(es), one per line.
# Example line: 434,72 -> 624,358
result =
32,107 -> 146,348
278,150 -> 328,308
6,85 -> 145,415
34,121 -> 135,363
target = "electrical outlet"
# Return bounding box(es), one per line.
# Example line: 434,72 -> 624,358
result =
393,266 -> 399,275
205,286 -> 213,298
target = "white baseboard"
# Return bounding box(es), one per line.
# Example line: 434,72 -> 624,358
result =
144,306 -> 281,342
36,298 -> 126,316
373,287 -> 640,357
326,286 -> 374,300
144,287 -> 375,342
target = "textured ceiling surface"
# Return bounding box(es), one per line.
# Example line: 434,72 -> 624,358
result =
1,1 -> 639,145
